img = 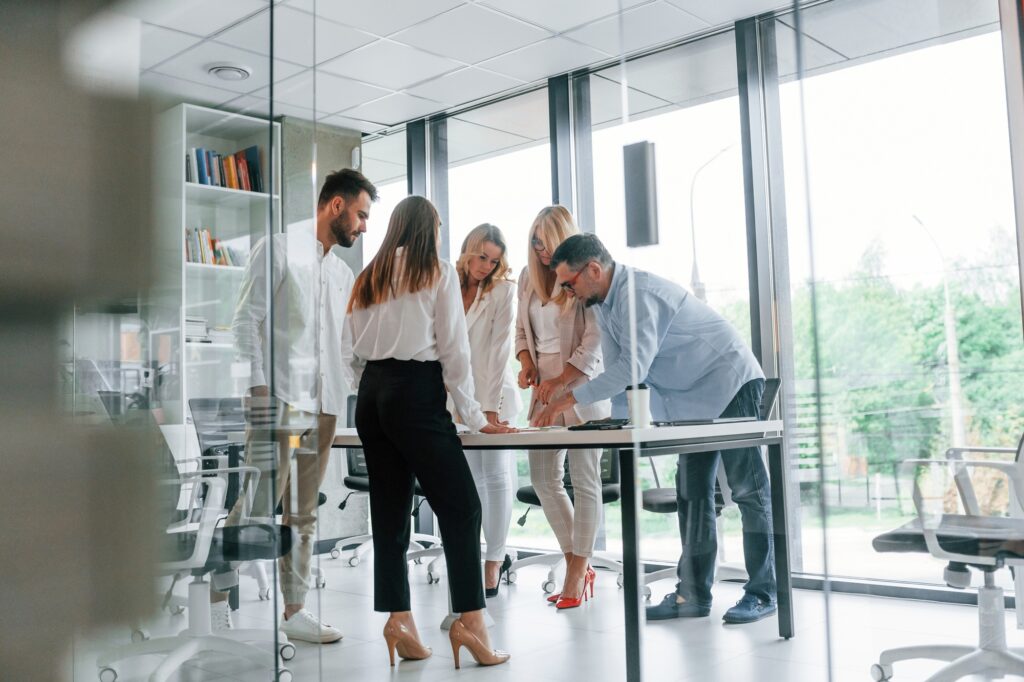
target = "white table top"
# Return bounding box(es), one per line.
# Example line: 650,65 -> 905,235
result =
331,419 -> 783,450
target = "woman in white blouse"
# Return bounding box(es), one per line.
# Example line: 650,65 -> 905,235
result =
452,223 -> 521,597
515,206 -> 611,610
348,196 -> 512,669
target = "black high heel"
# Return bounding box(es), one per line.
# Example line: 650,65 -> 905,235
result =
485,554 -> 513,598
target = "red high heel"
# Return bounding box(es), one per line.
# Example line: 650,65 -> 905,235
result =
547,566 -> 595,604
555,567 -> 595,610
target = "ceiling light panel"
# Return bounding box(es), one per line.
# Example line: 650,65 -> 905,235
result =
481,36 -> 610,83
565,1 -> 708,55
319,40 -> 462,90
286,0 -> 465,37
393,4 -> 551,64
213,6 -> 375,66
479,0 -> 650,33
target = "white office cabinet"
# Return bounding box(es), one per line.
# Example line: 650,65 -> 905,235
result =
150,103 -> 281,426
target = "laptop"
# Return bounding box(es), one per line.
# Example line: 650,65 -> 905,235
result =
653,378 -> 782,427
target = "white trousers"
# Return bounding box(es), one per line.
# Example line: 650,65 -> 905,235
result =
464,449 -> 515,562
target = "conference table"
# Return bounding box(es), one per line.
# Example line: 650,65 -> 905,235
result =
333,420 -> 790,682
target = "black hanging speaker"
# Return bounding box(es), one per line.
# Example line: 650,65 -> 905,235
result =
623,141 -> 659,247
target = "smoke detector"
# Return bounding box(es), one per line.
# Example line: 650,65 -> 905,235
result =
207,62 -> 251,81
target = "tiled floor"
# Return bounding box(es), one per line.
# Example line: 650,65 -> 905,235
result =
70,554 -> 1024,681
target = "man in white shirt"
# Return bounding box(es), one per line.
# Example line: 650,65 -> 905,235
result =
211,169 -> 378,643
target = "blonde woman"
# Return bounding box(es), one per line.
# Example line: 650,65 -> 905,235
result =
515,205 -> 611,609
348,196 -> 512,669
453,223 -> 522,597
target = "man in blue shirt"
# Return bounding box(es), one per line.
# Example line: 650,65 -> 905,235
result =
534,234 -> 776,624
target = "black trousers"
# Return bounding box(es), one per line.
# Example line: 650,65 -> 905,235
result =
356,358 -> 485,613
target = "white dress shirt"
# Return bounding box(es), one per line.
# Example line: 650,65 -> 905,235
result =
232,230 -> 355,416
529,295 -> 561,354
348,251 -> 488,432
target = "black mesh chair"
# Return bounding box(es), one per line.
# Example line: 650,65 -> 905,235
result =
869,433 -> 1024,681
508,449 -> 624,593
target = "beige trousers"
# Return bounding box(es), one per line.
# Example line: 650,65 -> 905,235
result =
226,404 -> 336,606
527,352 -> 603,558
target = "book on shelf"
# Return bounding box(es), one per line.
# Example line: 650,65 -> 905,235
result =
185,228 -> 248,268
185,144 -> 264,193
185,316 -> 209,342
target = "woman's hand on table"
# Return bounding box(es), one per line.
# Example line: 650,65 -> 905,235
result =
485,411 -> 509,427
480,422 -> 517,434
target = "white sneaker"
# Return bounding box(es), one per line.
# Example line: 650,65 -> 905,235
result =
280,608 -> 343,643
211,601 -> 233,632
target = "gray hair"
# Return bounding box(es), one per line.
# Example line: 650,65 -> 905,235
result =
550,233 -> 613,270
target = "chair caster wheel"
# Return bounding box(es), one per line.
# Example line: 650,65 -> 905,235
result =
330,548 -> 341,560
427,572 -> 441,584
130,628 -> 149,642
643,586 -> 652,601
98,667 -> 117,682
348,556 -> 360,567
506,570 -> 518,584
542,580 -> 557,594
414,558 -> 423,565
277,668 -> 293,682
316,576 -> 327,589
616,573 -> 624,588
279,643 -> 296,661
169,605 -> 186,616
870,663 -> 893,681
258,587 -> 271,601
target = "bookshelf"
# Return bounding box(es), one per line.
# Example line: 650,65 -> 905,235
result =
150,103 -> 281,426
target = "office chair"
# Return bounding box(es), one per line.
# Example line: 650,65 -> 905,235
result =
508,449 -> 624,593
869,433 -> 1024,681
96,465 -> 295,682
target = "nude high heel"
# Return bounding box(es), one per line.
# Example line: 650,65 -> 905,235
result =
448,619 -> 510,669
383,621 -> 432,666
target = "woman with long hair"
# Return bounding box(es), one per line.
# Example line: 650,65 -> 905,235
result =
348,196 -> 512,669
515,205 -> 611,609
453,223 -> 521,597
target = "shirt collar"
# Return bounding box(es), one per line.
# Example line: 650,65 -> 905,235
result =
602,261 -> 625,311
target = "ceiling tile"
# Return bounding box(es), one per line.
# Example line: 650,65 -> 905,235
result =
447,117 -> 533,165
479,0 -> 650,33
140,24 -> 202,70
773,19 -> 847,80
392,4 -> 551,63
152,40 -> 304,94
480,36 -> 610,83
594,30 -> 737,106
667,0 -> 789,27
565,1 -> 708,56
212,6 -> 375,67
120,0 -> 266,38
587,74 -> 673,128
455,87 -> 549,140
405,67 -> 523,106
361,157 -> 407,184
286,0 -> 466,37
782,0 -> 998,61
341,93 -> 445,126
248,69 -> 390,115
362,133 -> 408,166
319,40 -> 462,90
139,71 -> 239,107
319,114 -> 387,134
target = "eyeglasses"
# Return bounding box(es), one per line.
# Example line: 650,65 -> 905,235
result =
559,263 -> 592,292
530,236 -> 546,252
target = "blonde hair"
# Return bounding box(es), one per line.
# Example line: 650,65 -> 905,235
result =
348,196 -> 440,311
527,205 -> 578,307
456,223 -> 512,296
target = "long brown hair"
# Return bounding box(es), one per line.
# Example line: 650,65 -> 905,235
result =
348,195 -> 441,311
527,205 -> 578,308
456,223 -> 512,296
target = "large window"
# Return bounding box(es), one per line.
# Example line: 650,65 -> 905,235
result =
360,129 -> 408,264
589,31 -> 752,563
778,0 -> 1023,585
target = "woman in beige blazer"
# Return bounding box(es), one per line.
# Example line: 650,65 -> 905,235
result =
515,206 -> 611,609
451,223 -> 522,597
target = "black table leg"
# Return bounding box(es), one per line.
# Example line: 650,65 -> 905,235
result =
619,447 -> 644,682
767,441 -> 794,639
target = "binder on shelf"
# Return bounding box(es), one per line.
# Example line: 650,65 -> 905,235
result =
243,145 -> 262,193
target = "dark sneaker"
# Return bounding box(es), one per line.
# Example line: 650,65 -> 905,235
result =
722,594 -> 777,624
645,593 -> 711,621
